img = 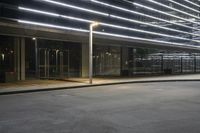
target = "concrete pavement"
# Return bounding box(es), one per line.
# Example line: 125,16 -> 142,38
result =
0,74 -> 200,94
0,82 -> 200,133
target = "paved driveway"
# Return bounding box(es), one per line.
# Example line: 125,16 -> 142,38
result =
0,82 -> 200,133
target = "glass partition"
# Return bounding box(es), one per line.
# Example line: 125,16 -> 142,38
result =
94,45 -> 121,76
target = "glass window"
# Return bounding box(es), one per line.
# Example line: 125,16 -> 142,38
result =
0,35 -> 14,73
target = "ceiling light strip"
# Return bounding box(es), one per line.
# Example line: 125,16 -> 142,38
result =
40,0 -> 199,31
100,23 -> 198,42
168,0 -> 200,14
94,31 -> 196,47
146,0 -> 200,20
40,0 -> 108,16
18,20 -> 89,32
90,0 -> 199,30
183,0 -> 200,8
19,6 -> 200,43
134,3 -> 199,25
18,19 -> 200,48
110,15 -> 197,36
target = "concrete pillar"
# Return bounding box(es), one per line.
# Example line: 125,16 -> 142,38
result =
14,37 -> 25,80
82,43 -> 89,78
14,37 -> 20,80
133,48 -> 137,75
35,39 -> 39,78
20,38 -> 25,80
194,56 -> 197,73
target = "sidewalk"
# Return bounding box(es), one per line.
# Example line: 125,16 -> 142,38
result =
67,74 -> 200,84
0,74 -> 200,95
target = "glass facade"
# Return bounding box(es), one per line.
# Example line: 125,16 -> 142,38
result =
1,34 -> 200,83
0,35 -> 14,73
25,38 -> 82,79
94,45 -> 121,76
94,45 -> 200,77
37,39 -> 81,78
132,51 -> 200,75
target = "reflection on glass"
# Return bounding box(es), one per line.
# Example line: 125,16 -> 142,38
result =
94,45 -> 121,76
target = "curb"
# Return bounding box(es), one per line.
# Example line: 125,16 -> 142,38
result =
0,79 -> 200,95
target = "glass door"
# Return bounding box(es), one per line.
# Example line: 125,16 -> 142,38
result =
48,49 -> 57,78
94,46 -> 121,76
58,50 -> 69,78
38,48 -> 69,79
38,48 -> 47,78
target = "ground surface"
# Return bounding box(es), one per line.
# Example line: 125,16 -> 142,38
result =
0,82 -> 200,133
1,74 -> 200,94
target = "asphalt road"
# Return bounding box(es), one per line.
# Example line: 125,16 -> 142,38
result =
0,82 -> 200,133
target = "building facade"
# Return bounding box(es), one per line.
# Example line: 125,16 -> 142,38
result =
0,0 -> 200,82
